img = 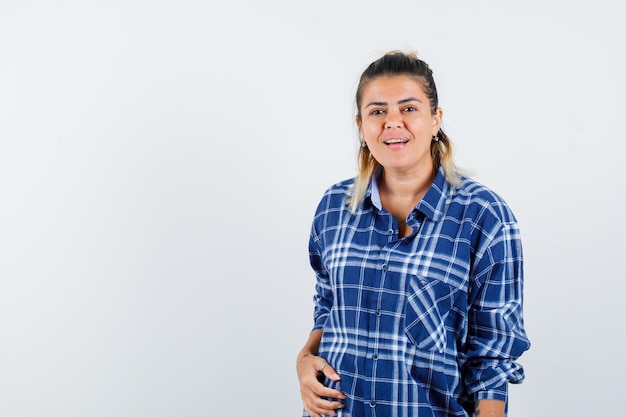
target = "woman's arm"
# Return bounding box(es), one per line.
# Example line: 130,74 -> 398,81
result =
296,330 -> 345,417
465,207 -> 530,412
475,399 -> 505,417
297,329 -> 323,362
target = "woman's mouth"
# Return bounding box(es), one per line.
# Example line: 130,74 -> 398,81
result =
384,138 -> 408,145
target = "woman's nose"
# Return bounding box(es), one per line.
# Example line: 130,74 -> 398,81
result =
385,111 -> 402,128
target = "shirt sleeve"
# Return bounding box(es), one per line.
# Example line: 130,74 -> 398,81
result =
309,222 -> 333,332
463,210 -> 531,403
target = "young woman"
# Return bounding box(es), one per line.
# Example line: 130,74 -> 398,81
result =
296,51 -> 530,417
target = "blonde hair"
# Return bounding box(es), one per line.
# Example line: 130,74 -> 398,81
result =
349,50 -> 460,214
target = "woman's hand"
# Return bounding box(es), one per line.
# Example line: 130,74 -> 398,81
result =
296,353 -> 346,417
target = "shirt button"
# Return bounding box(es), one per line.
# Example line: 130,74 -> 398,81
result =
381,264 -> 388,271
375,310 -> 381,317
370,401 -> 376,408
387,229 -> 394,235
372,354 -> 378,360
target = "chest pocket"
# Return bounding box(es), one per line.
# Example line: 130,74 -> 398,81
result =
404,274 -> 455,353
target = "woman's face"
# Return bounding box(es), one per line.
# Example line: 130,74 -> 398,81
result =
358,75 -> 442,176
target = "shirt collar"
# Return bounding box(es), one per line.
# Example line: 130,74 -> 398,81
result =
369,172 -> 383,210
416,166 -> 448,221
364,166 -> 449,222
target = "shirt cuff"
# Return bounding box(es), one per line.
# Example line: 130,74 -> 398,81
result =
474,380 -> 508,403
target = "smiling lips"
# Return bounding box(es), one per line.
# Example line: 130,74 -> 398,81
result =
384,138 -> 409,145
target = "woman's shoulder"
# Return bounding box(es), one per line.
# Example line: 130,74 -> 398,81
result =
455,175 -> 504,202
312,178 -> 356,216
318,177 -> 355,202
323,177 -> 355,194
452,175 -> 517,224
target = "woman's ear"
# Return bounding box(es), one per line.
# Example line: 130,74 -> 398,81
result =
355,115 -> 363,136
432,108 -> 443,135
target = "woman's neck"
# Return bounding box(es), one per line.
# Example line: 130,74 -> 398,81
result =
378,163 -> 435,203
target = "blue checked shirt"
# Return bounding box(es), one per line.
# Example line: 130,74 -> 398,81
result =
307,167 -> 530,417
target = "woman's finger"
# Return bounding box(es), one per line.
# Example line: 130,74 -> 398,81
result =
305,395 -> 345,417
317,362 -> 341,382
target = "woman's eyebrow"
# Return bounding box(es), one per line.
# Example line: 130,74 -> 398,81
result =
365,97 -> 422,108
365,101 -> 387,108
398,97 -> 421,104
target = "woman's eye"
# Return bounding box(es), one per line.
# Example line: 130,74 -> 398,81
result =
370,109 -> 385,116
403,107 -> 417,112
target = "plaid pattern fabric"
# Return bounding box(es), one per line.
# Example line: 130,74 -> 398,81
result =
306,167 -> 530,417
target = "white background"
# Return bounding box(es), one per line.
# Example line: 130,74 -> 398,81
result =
1,1 -> 624,416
